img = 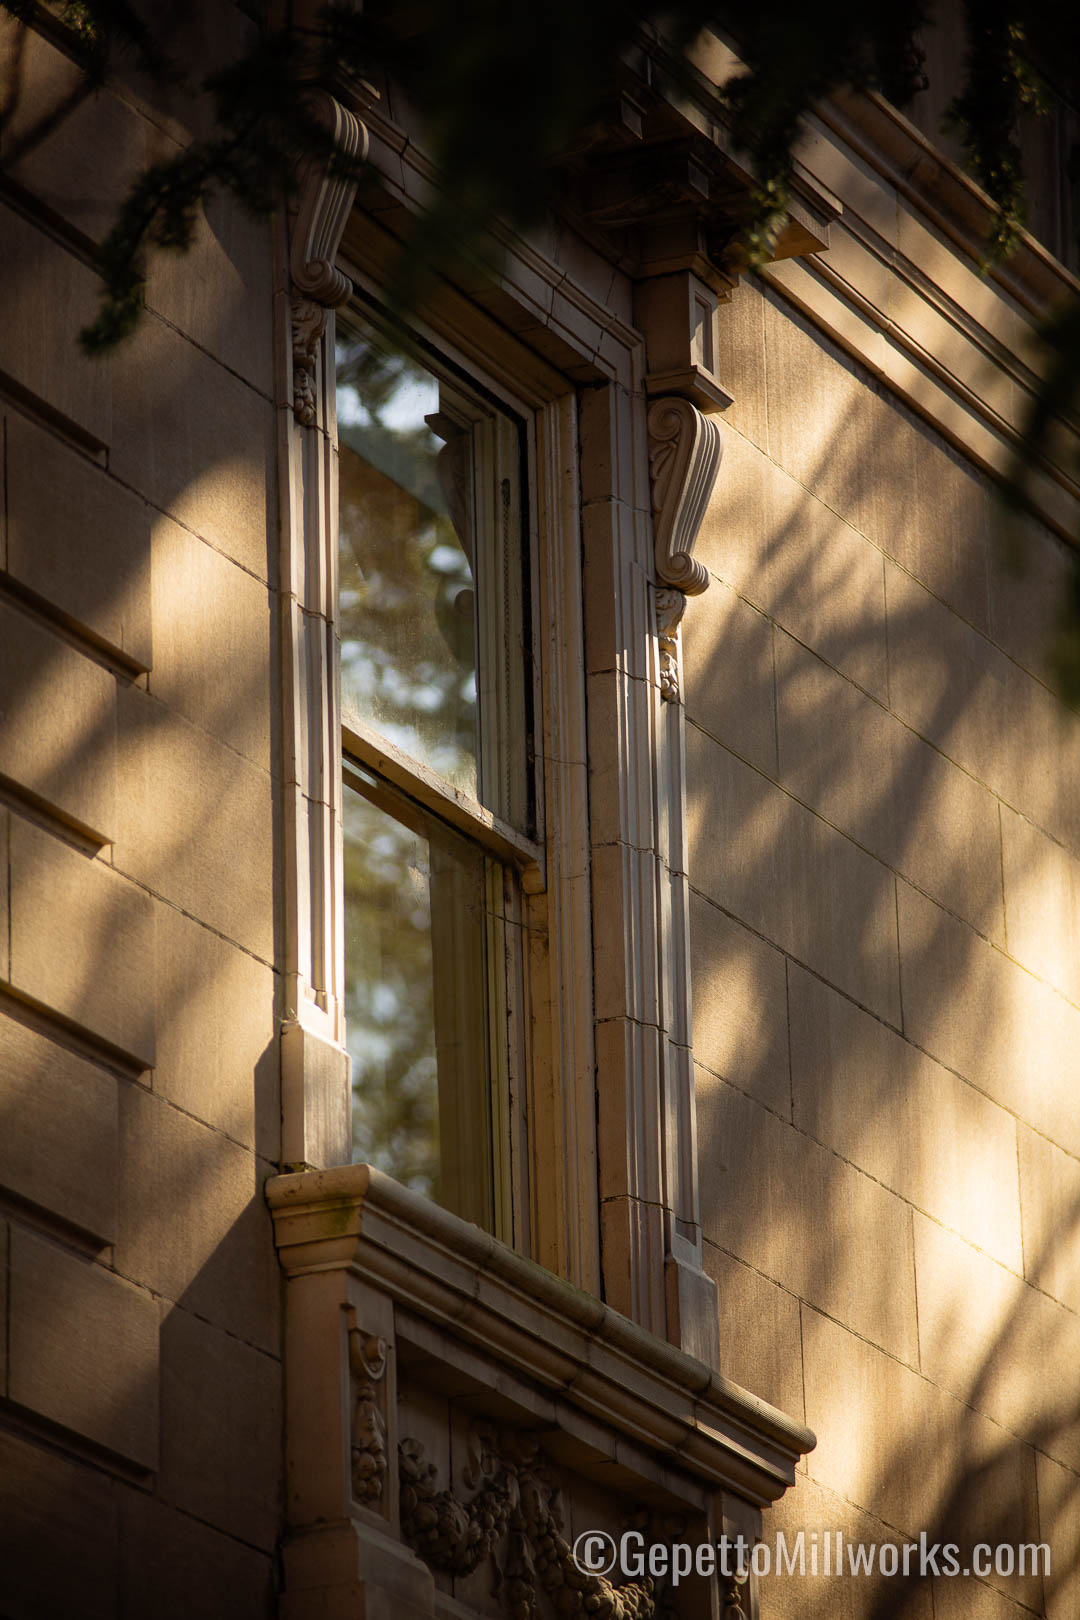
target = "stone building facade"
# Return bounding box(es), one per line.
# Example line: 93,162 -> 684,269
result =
0,6 -> 1077,1620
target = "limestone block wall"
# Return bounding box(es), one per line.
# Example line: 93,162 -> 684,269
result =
686,271 -> 1080,1620
0,11 -> 282,1615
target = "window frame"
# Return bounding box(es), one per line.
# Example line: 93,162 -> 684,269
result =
311,267 -> 599,1281
281,65 -> 732,1379
335,312 -> 541,1240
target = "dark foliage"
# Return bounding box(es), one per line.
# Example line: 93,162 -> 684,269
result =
1,0 -> 1069,344
2,0 -> 1079,678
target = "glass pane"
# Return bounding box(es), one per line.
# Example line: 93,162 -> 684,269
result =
343,771 -> 496,1230
337,319 -> 531,831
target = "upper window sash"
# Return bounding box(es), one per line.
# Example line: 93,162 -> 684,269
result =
336,313 -> 534,835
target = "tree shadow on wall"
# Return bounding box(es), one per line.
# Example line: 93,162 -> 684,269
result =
685,277 -> 1080,1620
0,26 -> 285,1608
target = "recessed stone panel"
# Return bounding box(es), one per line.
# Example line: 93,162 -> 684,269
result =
914,1214 -> 1080,1474
802,1305 -> 1041,1611
109,314 -> 274,582
5,409 -> 152,669
1017,1124 -> 1080,1316
117,1085 -> 279,1354
154,902 -> 277,1158
0,202 -> 112,444
684,578 -> 778,780
776,630 -> 1005,943
697,426 -> 889,702
0,1011 -> 119,1243
687,725 -> 901,1023
0,1428 -> 120,1620
119,1492 -> 273,1620
9,814 -> 155,1066
114,685 -> 274,962
158,1305 -> 280,1550
0,596 -> 117,839
788,966 -> 1022,1271
689,895 -> 791,1116
897,881 -> 1080,1158
8,1226 -> 159,1469
697,1077 -> 917,1364
149,515 -> 272,768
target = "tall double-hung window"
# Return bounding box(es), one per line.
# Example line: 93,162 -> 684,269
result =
336,313 -> 535,1239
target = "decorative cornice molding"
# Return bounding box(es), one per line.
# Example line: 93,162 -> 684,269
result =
268,1163 -> 815,1505
289,90 -> 368,424
647,397 -> 722,596
819,87 -> 1080,321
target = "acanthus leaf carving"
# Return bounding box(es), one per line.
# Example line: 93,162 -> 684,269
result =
289,90 -> 368,424
399,1426 -> 658,1620
654,586 -> 687,704
345,1306 -> 388,1506
291,295 -> 327,429
646,396 -> 722,596
720,1565 -> 750,1620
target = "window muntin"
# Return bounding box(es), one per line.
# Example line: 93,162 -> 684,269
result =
337,315 -> 530,1236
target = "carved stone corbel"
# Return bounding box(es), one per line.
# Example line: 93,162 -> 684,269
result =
647,396 -> 723,702
289,91 -> 368,425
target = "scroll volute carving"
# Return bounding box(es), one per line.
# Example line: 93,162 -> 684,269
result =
647,396 -> 722,596
289,90 -> 368,426
647,397 -> 723,702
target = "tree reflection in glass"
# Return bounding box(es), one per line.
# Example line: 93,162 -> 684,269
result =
343,784 -> 439,1196
338,324 -> 480,796
338,320 -> 525,1231
343,770 -> 494,1227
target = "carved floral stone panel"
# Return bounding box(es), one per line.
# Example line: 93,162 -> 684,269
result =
398,1421 -> 663,1620
346,1305 -> 388,1507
